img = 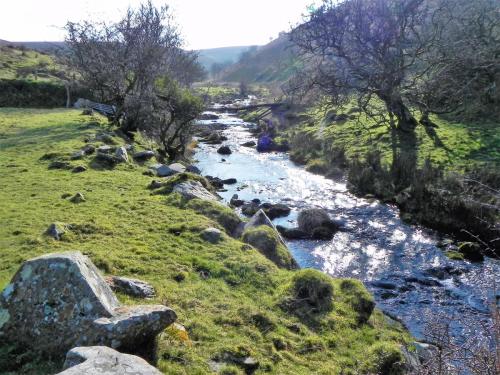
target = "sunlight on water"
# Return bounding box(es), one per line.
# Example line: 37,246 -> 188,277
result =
194,112 -> 500,344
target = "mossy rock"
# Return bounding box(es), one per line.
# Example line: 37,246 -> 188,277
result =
339,279 -> 375,325
151,172 -> 213,195
457,241 -> 484,262
445,250 -> 465,261
186,199 -> 242,235
364,342 -> 405,375
281,269 -> 334,317
242,225 -> 297,270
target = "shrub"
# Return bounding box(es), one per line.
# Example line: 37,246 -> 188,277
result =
365,342 -> 405,375
242,225 -> 297,269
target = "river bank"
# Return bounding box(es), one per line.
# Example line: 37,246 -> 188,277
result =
239,102 -> 500,261
193,109 -> 499,350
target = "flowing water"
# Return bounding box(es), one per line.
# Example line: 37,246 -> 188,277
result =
194,111 -> 499,344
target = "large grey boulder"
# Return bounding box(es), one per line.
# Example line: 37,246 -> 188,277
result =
173,180 -> 219,201
0,252 -> 176,355
58,346 -> 162,375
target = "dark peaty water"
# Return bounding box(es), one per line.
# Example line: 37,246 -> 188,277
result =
194,112 -> 499,344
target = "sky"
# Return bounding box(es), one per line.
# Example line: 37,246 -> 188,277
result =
0,0 -> 321,49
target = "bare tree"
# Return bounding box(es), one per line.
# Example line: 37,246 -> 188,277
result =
66,1 -> 181,132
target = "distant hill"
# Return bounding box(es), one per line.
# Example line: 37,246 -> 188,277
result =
219,34 -> 300,84
0,39 -> 66,52
196,45 -> 256,71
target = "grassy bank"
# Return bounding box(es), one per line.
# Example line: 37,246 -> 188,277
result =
0,108 -> 410,374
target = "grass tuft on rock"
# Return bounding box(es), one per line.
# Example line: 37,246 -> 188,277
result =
242,226 -> 297,270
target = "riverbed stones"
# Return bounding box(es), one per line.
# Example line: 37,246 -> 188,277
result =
59,346 -> 162,375
0,252 -> 176,355
217,145 -> 232,155
173,180 -> 219,201
200,227 -> 223,244
115,146 -> 128,163
105,276 -> 155,299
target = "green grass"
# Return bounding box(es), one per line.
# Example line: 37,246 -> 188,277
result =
286,101 -> 500,171
0,46 -> 64,83
0,108 -> 410,374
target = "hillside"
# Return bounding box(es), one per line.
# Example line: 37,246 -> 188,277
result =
219,34 -> 299,84
0,45 -> 65,82
0,108 -> 411,374
197,46 -> 256,71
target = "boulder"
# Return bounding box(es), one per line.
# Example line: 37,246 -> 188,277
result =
241,202 -> 259,217
457,241 -> 484,262
217,145 -> 232,155
70,192 -> 86,203
173,180 -> 219,201
58,346 -> 162,375
82,145 -> 96,155
115,146 -> 128,163
243,210 -> 287,246
199,112 -> 220,120
200,228 -> 223,244
106,276 -> 155,299
72,165 -> 87,173
150,164 -> 176,177
276,225 -> 310,240
297,208 -> 339,240
222,178 -> 237,185
186,165 -> 201,174
230,194 -> 245,207
49,161 -> 72,170
0,252 -> 176,355
262,203 -> 291,219
97,145 -> 114,154
95,153 -> 119,166
241,141 -> 256,147
71,150 -> 86,160
45,222 -> 66,240
133,150 -> 155,161
168,163 -> 186,174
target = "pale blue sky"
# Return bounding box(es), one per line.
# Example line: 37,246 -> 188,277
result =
0,0 -> 321,49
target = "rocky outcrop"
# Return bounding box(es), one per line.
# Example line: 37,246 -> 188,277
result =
168,163 -> 186,174
173,180 -> 219,201
105,276 -> 155,299
58,346 -> 162,375
0,252 -> 176,356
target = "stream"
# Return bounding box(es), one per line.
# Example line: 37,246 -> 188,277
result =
193,110 -> 499,345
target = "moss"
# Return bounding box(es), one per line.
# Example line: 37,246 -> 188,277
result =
0,108 -> 411,374
242,226 -> 296,269
186,199 -> 242,235
281,269 -> 334,318
445,250 -> 465,261
338,279 -> 375,325
363,342 -> 405,375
